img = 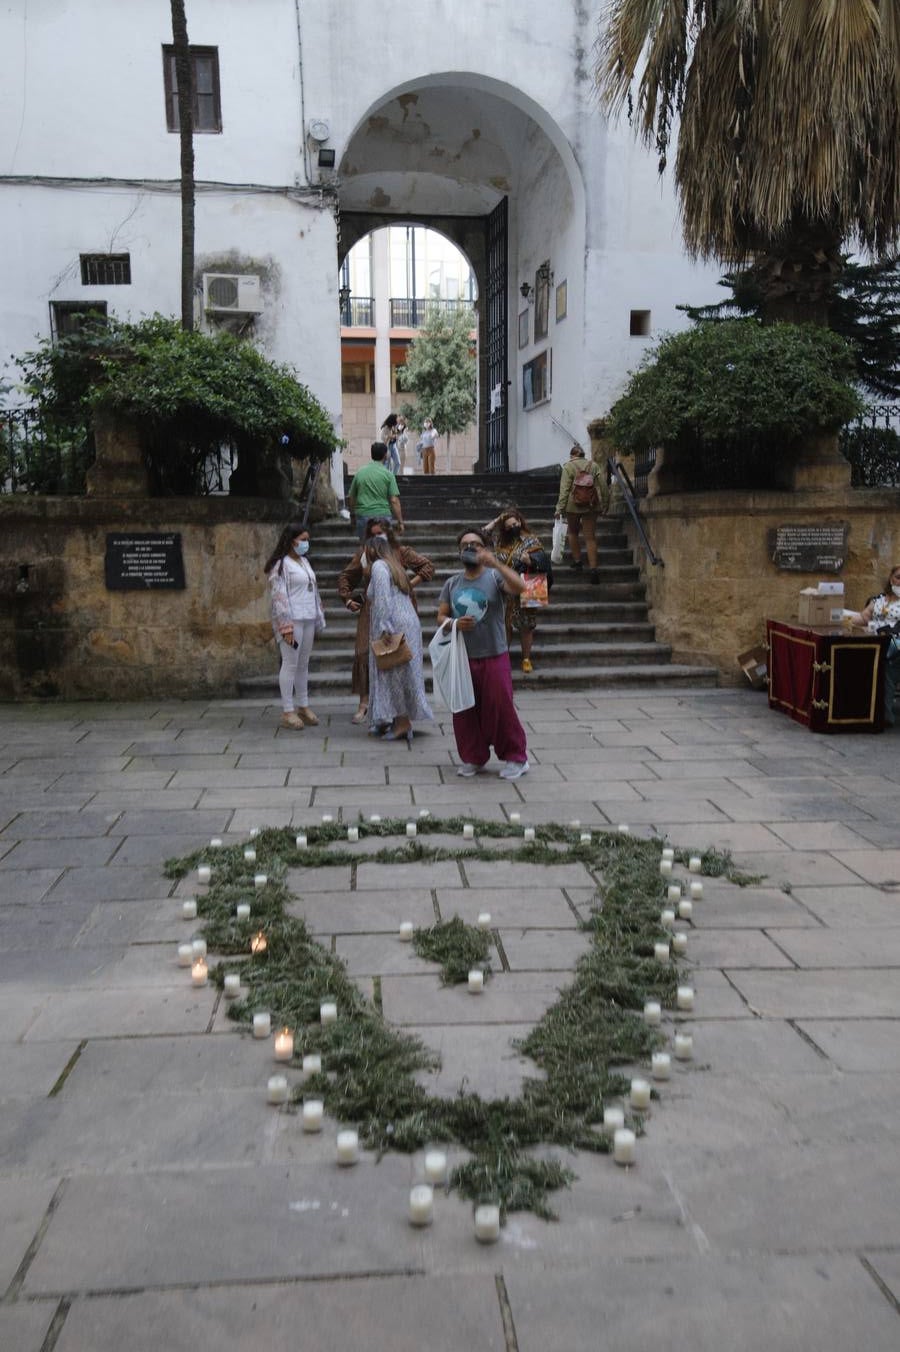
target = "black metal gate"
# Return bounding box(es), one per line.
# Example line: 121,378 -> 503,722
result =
485,197 -> 508,473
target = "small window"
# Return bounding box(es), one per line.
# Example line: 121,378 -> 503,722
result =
630,309 -> 651,336
80,254 -> 131,285
51,301 -> 108,340
162,45 -> 222,133
341,363 -> 374,395
523,350 -> 551,409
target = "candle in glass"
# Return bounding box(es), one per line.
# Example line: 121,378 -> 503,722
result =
406,822 -> 417,838
630,1078 -> 651,1110
254,873 -> 267,890
419,809 -> 430,819
295,833 -> 307,849
336,1129 -> 359,1165
661,847 -> 675,862
580,832 -> 592,845
676,985 -> 695,1011
570,818 -> 581,829
223,972 -> 241,999
302,1099 -> 324,1133
243,847 -> 256,864
667,883 -> 682,904
320,1001 -> 337,1024
191,957 -> 208,988
643,1000 -> 661,1026
654,942 -> 670,964
249,827 -> 260,840
267,1075 -> 288,1105
424,1150 -> 448,1185
661,909 -> 676,930
182,899 -> 197,921
399,921 -> 414,942
523,827 -> 535,842
477,912 -> 492,931
253,1012 -> 271,1039
613,1128 -> 636,1165
618,823 -> 630,834
651,1051 -> 671,1080
675,1032 -> 694,1061
250,931 -> 267,956
347,827 -> 359,843
509,811 -> 521,823
321,814 -> 334,824
689,855 -> 702,873
468,969 -> 484,993
210,837 -> 223,849
463,823 -> 475,839
274,1027 -> 294,1061
236,902 -> 251,921
603,1106 -> 625,1131
192,937 -> 207,959
690,880 -> 704,900
660,859 -> 673,877
197,864 -> 211,885
678,899 -> 693,920
408,1184 -> 434,1227
474,1204 -> 501,1243
177,943 -> 193,968
302,1053 -> 322,1077
370,814 -> 381,823
672,932 -> 688,956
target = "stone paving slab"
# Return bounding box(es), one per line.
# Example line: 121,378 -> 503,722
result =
0,1305 -> 53,1352
413,1022 -> 540,1099
682,929 -> 795,969
770,926 -> 900,968
0,808 -> 121,839
0,1041 -> 82,1098
356,860 -> 464,891
434,886 -> 578,927
380,972 -> 567,1026
506,1255 -> 900,1352
832,849 -> 900,885
22,987 -> 216,1041
790,885 -> 900,927
672,1017 -> 831,1076
461,860 -> 594,889
0,837 -> 121,870
691,883 -> 818,928
498,927 -> 589,971
334,932 -> 449,977
0,1176 -> 59,1292
727,851 -> 869,888
795,1019 -> 900,1072
53,1275 -> 507,1352
43,867 -> 175,904
0,868 -> 65,905
726,969 -> 900,1018
290,888 -> 438,933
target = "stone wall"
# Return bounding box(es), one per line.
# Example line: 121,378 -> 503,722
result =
0,498 -> 306,700
632,485 -> 900,683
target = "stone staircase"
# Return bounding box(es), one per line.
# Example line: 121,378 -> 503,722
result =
238,472 -> 718,696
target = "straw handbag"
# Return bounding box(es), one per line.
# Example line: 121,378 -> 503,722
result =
370,631 -> 413,671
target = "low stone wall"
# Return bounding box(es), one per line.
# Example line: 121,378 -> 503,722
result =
0,497 -> 306,700
632,483 -> 900,683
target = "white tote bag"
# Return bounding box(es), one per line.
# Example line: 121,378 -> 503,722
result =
428,619 -> 475,713
550,518 -> 567,564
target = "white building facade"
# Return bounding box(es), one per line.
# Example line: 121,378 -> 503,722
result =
0,0 -> 721,472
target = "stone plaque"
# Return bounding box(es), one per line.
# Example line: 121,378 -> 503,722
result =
769,523 -> 849,572
105,533 -> 186,590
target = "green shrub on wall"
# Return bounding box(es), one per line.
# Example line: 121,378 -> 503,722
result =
607,320 -> 862,457
15,316 -> 336,494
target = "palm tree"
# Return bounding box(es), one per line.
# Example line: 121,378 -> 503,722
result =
597,1 -> 900,324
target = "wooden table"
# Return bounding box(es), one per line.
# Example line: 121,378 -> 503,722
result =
766,619 -> 890,733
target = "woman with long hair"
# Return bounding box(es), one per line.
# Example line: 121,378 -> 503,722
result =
483,504 -> 545,674
265,521 -> 325,730
859,562 -> 900,725
366,535 -> 433,744
337,518 -> 433,724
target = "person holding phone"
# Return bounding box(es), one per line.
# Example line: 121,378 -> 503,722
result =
265,521 -> 326,730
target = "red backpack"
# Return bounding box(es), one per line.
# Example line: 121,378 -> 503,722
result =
572,463 -> 599,507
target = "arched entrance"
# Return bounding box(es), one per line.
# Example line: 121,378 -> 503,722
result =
337,74 -> 586,473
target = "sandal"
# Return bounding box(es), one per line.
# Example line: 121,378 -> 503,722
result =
351,708 -> 368,725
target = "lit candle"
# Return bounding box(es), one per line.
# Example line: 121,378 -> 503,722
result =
254,873 -> 268,890
406,822 -> 417,838
243,848 -> 256,864
320,1001 -> 338,1024
643,1000 -> 661,1026
509,811 -> 521,823
424,1150 -> 448,1185
672,932 -> 688,956
192,937 -> 207,959
182,899 -> 198,921
321,814 -> 334,824
689,855 -> 702,873
676,985 -> 694,1011
302,1053 -> 322,1077
250,931 -> 267,955
302,1099 -> 324,1133
210,837 -> 223,849
690,880 -> 704,900
370,814 -> 381,823
678,899 -> 693,921
654,942 -> 670,964
523,827 -> 535,842
662,847 -> 675,862
660,859 -> 673,876
618,823 -> 630,834
476,912 -> 492,931
667,884 -> 682,904
408,1184 -> 434,1227
267,1075 -> 289,1105
295,833 -> 307,849
580,832 -> 592,845
468,969 -> 484,993
630,1078 -> 651,1110
191,957 -> 208,988
197,864 -> 211,885
613,1128 -> 636,1165
651,1051 -> 671,1080
236,902 -> 251,921
253,1012 -> 271,1039
463,823 -> 475,839
347,827 -> 359,842
474,1204 -> 501,1243
177,943 -> 193,968
223,973 -> 241,999
661,909 -> 676,930
336,1129 -> 359,1165
399,921 -> 414,942
419,809 -> 430,819
274,1027 -> 294,1062
603,1106 -> 625,1131
249,827 -> 260,840
674,1032 -> 694,1061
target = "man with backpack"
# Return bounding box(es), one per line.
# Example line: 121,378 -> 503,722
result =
554,444 -> 610,585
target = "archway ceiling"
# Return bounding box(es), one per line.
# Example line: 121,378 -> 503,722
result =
339,84 -> 544,216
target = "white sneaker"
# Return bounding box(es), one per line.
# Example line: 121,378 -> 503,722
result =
456,762 -> 486,777
499,760 -> 529,780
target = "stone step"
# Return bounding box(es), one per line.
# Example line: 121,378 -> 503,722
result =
237,662 -> 718,697
288,640 -> 672,674
312,620 -> 656,646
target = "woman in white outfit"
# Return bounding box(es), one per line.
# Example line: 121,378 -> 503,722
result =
265,522 -> 326,730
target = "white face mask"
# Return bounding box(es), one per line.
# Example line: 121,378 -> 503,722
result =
293,540 -> 310,557
892,585 -> 900,598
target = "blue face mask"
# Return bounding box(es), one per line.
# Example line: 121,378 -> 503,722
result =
293,540 -> 310,556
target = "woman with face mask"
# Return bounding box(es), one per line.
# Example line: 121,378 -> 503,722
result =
366,535 -> 433,744
482,505 -> 545,674
265,521 -> 326,730
858,564 -> 900,725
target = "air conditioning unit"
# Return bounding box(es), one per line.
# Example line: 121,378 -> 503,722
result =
202,273 -> 263,314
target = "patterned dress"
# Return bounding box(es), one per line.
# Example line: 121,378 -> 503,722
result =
495,532 -> 543,635
367,560 -> 434,728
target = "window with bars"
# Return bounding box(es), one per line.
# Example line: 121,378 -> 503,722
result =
162,45 -> 222,133
51,301 -> 108,340
80,254 -> 131,286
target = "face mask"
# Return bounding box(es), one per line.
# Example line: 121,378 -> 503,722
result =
460,546 -> 480,566
504,519 -> 519,532
293,540 -> 309,556
892,585 -> 900,597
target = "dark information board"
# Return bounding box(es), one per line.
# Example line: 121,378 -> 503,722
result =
768,523 -> 849,573
105,533 -> 186,590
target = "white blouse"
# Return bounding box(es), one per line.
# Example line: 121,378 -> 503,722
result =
271,556 -> 319,622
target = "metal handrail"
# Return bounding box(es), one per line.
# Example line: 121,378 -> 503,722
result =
608,456 -> 663,568
299,457 -> 325,531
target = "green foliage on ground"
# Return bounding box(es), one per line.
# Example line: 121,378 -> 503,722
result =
607,319 -> 862,456
166,817 -> 744,1221
413,915 -> 492,985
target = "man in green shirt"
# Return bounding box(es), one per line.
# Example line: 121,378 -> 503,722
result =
348,442 -> 404,540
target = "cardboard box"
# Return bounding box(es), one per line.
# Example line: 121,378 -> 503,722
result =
798,590 -> 844,626
737,645 -> 768,690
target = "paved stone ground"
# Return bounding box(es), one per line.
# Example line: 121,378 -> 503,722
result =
1,688 -> 899,1351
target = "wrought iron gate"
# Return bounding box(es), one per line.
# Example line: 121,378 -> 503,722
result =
485,198 -> 508,473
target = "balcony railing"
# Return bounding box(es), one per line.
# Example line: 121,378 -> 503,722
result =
390,297 -> 475,328
340,296 -> 374,327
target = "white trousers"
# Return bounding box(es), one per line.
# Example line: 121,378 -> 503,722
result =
278,619 -> 316,711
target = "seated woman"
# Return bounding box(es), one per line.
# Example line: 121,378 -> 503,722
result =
859,563 -> 900,725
